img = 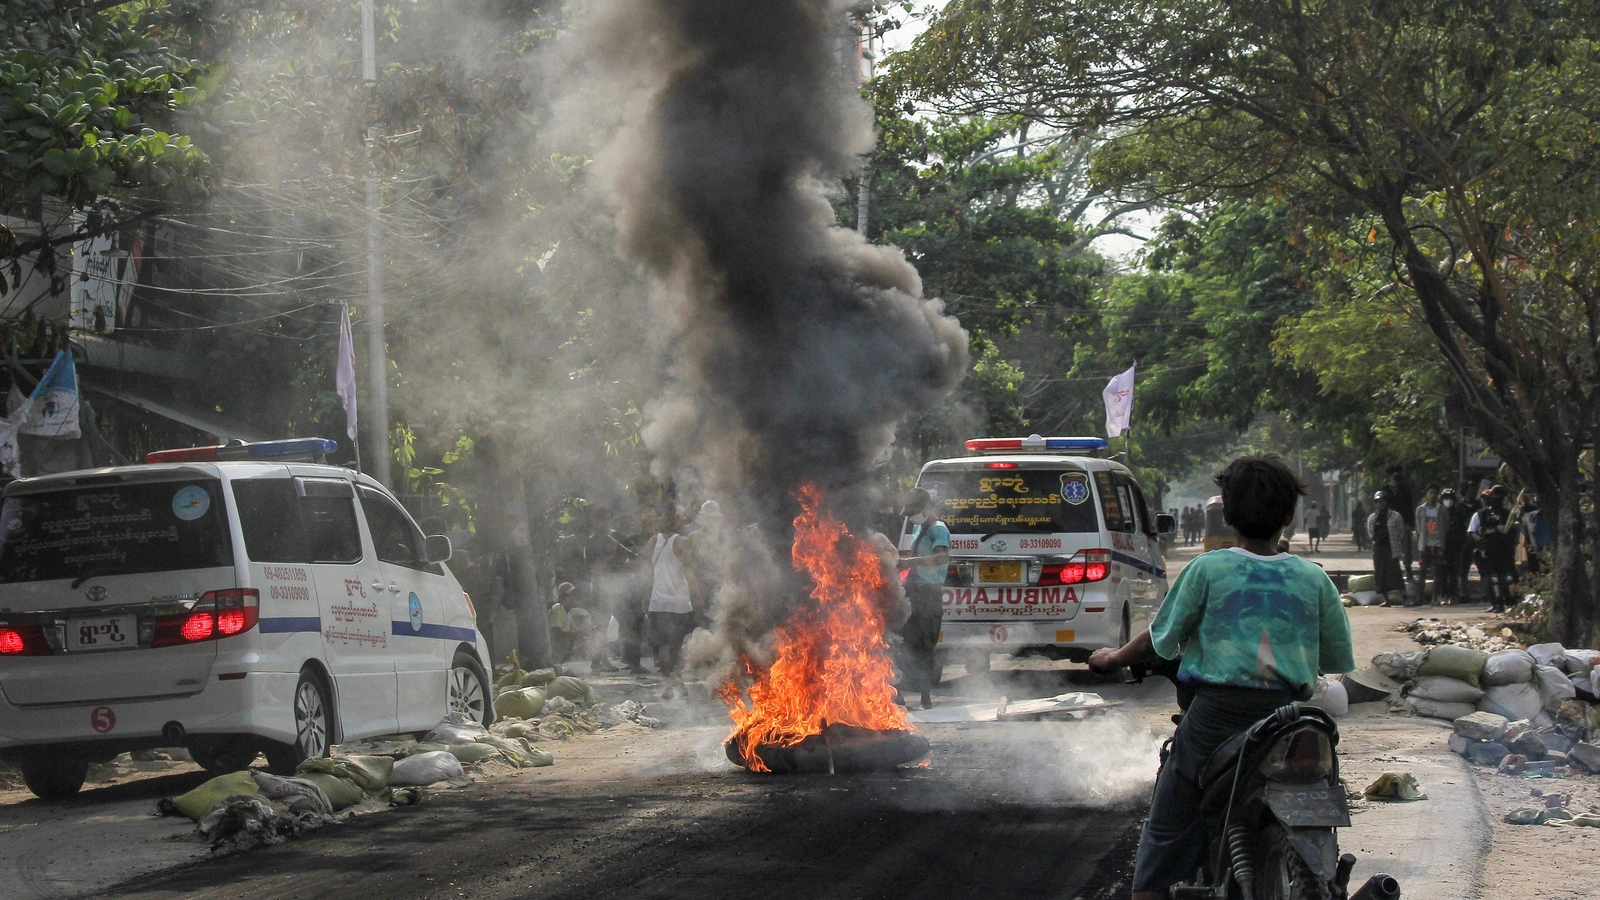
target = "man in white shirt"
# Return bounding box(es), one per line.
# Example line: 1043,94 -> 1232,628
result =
645,513 -> 695,698
1415,486 -> 1448,605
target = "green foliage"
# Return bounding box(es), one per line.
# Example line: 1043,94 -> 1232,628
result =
0,0 -> 210,286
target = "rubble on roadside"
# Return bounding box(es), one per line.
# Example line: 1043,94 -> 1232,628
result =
1357,637 -> 1600,780
153,670 -> 657,855
1400,618 -> 1520,653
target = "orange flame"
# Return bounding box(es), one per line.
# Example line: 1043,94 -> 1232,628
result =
719,484 -> 912,771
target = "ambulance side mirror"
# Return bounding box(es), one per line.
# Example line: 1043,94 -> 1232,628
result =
424,534 -> 453,563
1155,514 -> 1177,535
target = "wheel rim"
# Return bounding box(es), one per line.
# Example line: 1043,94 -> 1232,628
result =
295,680 -> 329,758
449,666 -> 486,722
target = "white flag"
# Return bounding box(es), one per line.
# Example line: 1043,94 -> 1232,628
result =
337,304 -> 359,442
1103,363 -> 1136,438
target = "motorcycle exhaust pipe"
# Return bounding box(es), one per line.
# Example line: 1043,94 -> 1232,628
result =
1349,873 -> 1400,900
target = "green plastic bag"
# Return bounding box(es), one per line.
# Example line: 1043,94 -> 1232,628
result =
297,771 -> 365,810
297,755 -> 393,792
1418,645 -> 1491,689
170,770 -> 260,820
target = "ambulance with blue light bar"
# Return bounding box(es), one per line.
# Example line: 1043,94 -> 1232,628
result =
0,438 -> 492,800
905,434 -> 1174,669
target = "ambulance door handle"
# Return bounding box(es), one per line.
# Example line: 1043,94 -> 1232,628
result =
371,579 -> 384,592
388,582 -> 401,594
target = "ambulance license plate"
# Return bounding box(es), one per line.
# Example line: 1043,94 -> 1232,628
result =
978,561 -> 1023,583
68,616 -> 134,652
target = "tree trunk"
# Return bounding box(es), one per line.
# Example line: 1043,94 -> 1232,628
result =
1548,450 -> 1593,648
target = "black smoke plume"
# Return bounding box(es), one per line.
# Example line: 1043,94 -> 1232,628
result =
578,0 -> 968,655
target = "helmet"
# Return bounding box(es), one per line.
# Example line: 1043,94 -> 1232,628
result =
698,500 -> 723,520
1374,490 -> 1391,502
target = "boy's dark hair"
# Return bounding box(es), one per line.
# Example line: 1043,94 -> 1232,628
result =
1213,455 -> 1307,540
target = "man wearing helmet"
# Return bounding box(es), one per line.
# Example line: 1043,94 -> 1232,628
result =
1469,485 -> 1518,611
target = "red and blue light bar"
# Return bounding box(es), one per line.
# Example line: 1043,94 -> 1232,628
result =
966,435 -> 1109,454
146,438 -> 338,465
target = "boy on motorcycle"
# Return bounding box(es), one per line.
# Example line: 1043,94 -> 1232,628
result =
1089,455 -> 1355,900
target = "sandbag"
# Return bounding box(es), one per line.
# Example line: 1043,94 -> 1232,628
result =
1534,664 -> 1578,713
1529,643 -> 1567,667
1352,591 -> 1383,606
447,742 -> 500,764
475,734 -> 554,767
170,770 -> 259,821
296,755 -> 393,792
494,687 -> 546,720
1417,645 -> 1490,688
1373,650 -> 1426,682
250,771 -> 333,817
390,750 -> 465,786
1408,676 -> 1484,704
545,675 -> 594,705
1561,650 -> 1600,676
1347,574 -> 1376,593
520,668 -> 557,687
1306,677 -> 1349,717
1406,696 -> 1478,721
296,772 -> 365,810
1479,683 -> 1545,722
427,715 -> 490,744
1482,649 -> 1536,686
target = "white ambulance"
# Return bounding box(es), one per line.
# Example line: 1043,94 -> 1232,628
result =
903,435 -> 1173,669
0,439 -> 493,799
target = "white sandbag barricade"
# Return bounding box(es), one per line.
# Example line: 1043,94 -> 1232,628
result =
1482,649 -> 1536,687
1534,664 -> 1578,713
390,751 -> 466,786
1479,682 -> 1546,723
1407,675 -> 1484,704
1406,697 -> 1478,721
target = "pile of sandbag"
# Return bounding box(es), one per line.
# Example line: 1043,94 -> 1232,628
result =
1342,573 -> 1387,607
1393,645 -> 1584,725
402,713 -> 555,770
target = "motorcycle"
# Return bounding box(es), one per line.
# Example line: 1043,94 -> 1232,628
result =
1122,658 -> 1401,900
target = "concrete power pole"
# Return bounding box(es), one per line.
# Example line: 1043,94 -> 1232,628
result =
361,0 -> 391,487
855,19 -> 872,236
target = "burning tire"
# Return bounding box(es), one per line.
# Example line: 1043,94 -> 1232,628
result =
726,723 -> 929,774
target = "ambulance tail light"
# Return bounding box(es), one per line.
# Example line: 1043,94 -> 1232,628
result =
0,625 -> 52,656
1084,548 -> 1111,582
1041,550 -> 1110,585
152,589 -> 259,647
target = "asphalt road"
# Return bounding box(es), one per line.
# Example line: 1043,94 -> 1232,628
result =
96,670 -> 1168,900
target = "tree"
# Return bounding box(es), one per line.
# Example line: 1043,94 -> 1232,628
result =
892,0 -> 1600,645
0,0 -> 209,291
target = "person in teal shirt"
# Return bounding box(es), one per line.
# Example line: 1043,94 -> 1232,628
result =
1090,455 -> 1355,900
899,488 -> 949,710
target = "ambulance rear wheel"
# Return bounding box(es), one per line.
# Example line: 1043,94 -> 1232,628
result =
19,755 -> 88,800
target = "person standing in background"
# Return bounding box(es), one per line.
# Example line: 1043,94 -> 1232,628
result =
1469,485 -> 1518,612
1368,491 -> 1407,606
1519,492 -> 1552,575
1439,488 -> 1466,604
1415,486 -> 1449,605
1386,465 -> 1416,582
898,488 -> 949,710
644,510 -> 695,699
1304,500 -> 1324,552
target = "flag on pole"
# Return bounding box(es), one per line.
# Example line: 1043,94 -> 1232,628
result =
20,350 -> 81,439
336,304 -> 359,442
1103,362 -> 1136,438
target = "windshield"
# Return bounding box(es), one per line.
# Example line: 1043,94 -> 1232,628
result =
0,480 -> 233,584
919,468 -> 1102,534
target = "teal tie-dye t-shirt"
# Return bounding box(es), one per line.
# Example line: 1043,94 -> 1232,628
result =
1150,547 -> 1355,700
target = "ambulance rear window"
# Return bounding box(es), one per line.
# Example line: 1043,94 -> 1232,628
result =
920,468 -> 1101,533
0,480 -> 232,584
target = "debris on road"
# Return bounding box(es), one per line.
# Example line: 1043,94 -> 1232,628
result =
1402,618 -> 1519,652
995,691 -> 1120,721
1363,771 -> 1427,801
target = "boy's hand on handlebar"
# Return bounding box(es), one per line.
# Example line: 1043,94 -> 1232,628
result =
1088,648 -> 1119,673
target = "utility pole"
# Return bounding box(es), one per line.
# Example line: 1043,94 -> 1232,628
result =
854,17 -> 872,236
361,0 -> 391,487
